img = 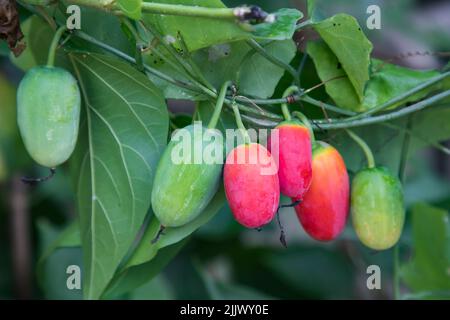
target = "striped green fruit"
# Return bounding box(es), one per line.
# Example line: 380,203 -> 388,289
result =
17,66 -> 81,168
151,124 -> 223,227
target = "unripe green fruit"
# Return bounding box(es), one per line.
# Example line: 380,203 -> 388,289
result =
151,124 -> 223,227
17,66 -> 81,168
351,166 -> 405,250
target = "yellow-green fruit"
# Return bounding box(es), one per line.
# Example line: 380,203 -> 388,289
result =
351,167 -> 405,250
17,66 -> 81,168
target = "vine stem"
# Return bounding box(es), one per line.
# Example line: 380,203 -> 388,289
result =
208,81 -> 232,129
317,89 -> 450,129
343,71 -> 450,121
65,0 -> 236,19
31,7 -> 450,133
240,90 -> 450,130
345,129 -> 375,168
47,25 -> 67,67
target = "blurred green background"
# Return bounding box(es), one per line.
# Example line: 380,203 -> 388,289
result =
1,0 -> 450,300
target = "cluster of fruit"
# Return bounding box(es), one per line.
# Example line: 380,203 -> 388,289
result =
152,95 -> 405,251
16,54 -> 404,251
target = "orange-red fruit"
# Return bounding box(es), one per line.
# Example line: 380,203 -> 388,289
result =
293,142 -> 349,241
268,120 -> 312,199
224,143 -> 280,228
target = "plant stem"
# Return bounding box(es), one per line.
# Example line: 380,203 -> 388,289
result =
65,0 -> 237,19
345,71 -> 450,121
292,111 -> 315,143
141,22 -> 215,94
208,81 -> 231,129
281,86 -> 299,121
246,39 -> 299,84
345,129 -> 375,168
236,89 -> 450,131
141,2 -> 234,18
231,102 -> 251,144
317,90 -> 450,129
47,25 -> 67,67
300,95 -> 356,116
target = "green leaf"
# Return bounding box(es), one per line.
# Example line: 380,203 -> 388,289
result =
363,60 -> 441,111
117,0 -> 142,20
307,41 -> 360,111
252,8 -> 303,40
194,39 -> 296,99
127,188 -> 225,269
70,53 -> 169,299
313,13 -> 372,102
400,203 -> 450,294
37,221 -> 81,286
193,41 -> 250,90
143,0 -> 248,52
238,40 -> 296,98
142,45 -> 207,100
148,38 -> 295,100
128,275 -> 174,299
103,239 -> 186,298
308,42 -> 442,112
408,107 -> 450,153
73,7 -> 134,56
36,220 -> 83,300
104,188 -> 225,297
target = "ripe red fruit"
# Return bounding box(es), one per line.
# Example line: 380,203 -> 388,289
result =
293,142 -> 349,241
268,120 -> 312,199
224,143 -> 280,228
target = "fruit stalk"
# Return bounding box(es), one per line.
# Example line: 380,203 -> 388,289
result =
208,81 -> 232,129
231,101 -> 251,144
47,26 -> 67,67
345,129 -> 375,168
